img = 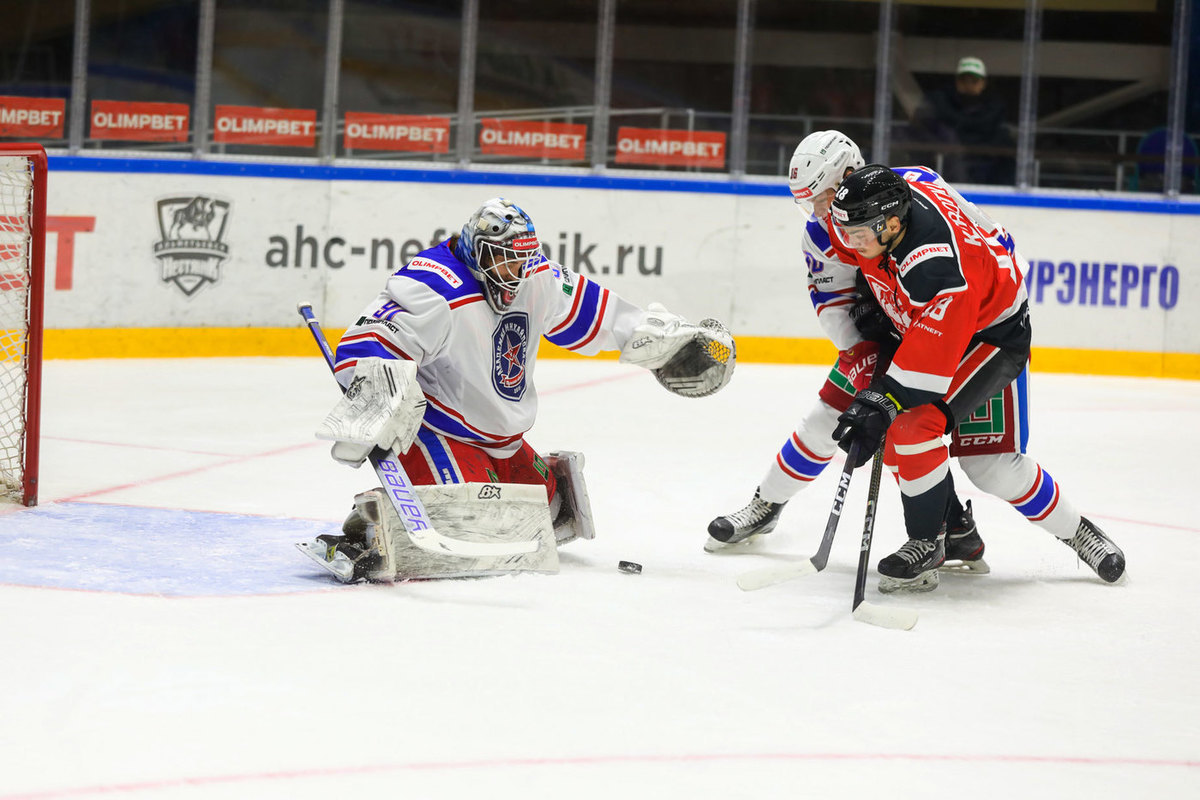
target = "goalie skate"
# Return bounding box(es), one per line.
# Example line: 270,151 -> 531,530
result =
295,534 -> 382,584
941,499 -> 990,575
295,499 -> 387,583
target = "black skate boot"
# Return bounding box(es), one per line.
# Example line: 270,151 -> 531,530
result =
705,489 -> 786,553
878,533 -> 945,593
296,503 -> 382,583
942,499 -> 990,574
1062,517 -> 1126,583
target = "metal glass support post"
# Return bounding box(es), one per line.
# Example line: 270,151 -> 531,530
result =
456,0 -> 480,168
68,0 -> 91,154
870,0 -> 895,164
591,0 -> 616,171
1015,0 -> 1042,190
320,0 -> 345,163
1164,0 -> 1192,197
192,0 -> 215,158
729,0 -> 755,178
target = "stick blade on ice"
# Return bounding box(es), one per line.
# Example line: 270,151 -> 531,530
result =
736,559 -> 818,591
852,601 -> 918,631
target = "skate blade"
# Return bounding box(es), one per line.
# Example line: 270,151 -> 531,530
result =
940,557 -> 990,575
877,568 -> 939,594
704,532 -> 767,554
296,540 -> 356,583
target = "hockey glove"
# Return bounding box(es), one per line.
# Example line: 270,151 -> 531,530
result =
831,389 -> 900,468
849,296 -> 901,357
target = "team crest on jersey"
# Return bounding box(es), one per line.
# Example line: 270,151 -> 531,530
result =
492,313 -> 530,401
862,273 -> 912,332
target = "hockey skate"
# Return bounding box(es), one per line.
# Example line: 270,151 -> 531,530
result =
296,503 -> 382,584
705,489 -> 786,553
941,499 -> 990,574
1063,516 -> 1126,583
878,534 -> 945,593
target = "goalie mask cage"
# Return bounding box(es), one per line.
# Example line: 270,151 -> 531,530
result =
0,144 -> 47,507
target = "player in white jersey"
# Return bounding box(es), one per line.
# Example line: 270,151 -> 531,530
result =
705,131 -> 986,573
300,197 -> 736,583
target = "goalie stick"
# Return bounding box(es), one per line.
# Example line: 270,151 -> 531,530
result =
850,446 -> 918,631
297,303 -> 537,558
736,440 -> 864,592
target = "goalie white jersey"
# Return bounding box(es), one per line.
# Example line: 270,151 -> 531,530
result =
335,239 -> 643,457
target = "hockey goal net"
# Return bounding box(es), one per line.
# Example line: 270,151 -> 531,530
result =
0,144 -> 47,507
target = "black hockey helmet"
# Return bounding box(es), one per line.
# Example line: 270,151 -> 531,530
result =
830,164 -> 911,247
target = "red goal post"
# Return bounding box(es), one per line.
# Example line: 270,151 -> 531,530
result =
0,143 -> 47,507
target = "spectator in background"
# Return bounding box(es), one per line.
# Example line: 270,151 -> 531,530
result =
915,56 -> 1015,186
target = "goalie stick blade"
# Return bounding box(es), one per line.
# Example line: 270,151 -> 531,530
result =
736,559 -> 818,591
852,601 -> 918,631
407,529 -> 540,557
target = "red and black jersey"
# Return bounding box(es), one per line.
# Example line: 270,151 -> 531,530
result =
826,173 -> 1028,410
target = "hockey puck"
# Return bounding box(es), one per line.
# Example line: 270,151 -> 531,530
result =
618,560 -> 643,574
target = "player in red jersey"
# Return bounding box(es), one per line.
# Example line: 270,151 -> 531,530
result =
826,165 -> 1125,592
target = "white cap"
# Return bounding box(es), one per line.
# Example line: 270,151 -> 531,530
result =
956,56 -> 986,78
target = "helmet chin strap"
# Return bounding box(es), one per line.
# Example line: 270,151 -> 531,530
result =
875,216 -> 908,253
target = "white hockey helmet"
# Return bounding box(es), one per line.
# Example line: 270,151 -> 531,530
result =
787,130 -> 865,216
454,197 -> 541,313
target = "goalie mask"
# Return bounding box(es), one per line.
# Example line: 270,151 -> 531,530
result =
788,130 -> 864,217
454,197 -> 542,313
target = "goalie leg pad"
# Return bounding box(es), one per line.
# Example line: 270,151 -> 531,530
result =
370,483 -> 560,581
546,450 -> 596,545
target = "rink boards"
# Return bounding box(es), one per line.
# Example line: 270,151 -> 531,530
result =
37,155 -> 1200,378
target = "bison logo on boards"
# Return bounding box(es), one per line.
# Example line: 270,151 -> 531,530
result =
153,195 -> 231,297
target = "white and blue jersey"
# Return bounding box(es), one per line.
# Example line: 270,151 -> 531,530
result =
335,239 -> 642,458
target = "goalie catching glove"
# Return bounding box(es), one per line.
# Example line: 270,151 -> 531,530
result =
316,357 -> 426,467
619,303 -> 736,398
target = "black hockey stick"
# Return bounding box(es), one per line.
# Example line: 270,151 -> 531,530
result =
850,445 -> 918,630
736,440 -> 863,591
297,302 -> 537,557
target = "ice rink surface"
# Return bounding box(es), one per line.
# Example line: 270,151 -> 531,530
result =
2,356 -> 1198,799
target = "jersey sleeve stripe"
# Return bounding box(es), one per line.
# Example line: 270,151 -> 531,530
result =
809,287 -> 855,309
885,362 -> 953,396
546,275 -> 588,338
449,295 -> 485,310
545,275 -> 608,349
335,331 -> 416,364
806,218 -> 832,251
571,288 -> 610,350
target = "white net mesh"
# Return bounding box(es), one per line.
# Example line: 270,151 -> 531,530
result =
0,155 -> 34,504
